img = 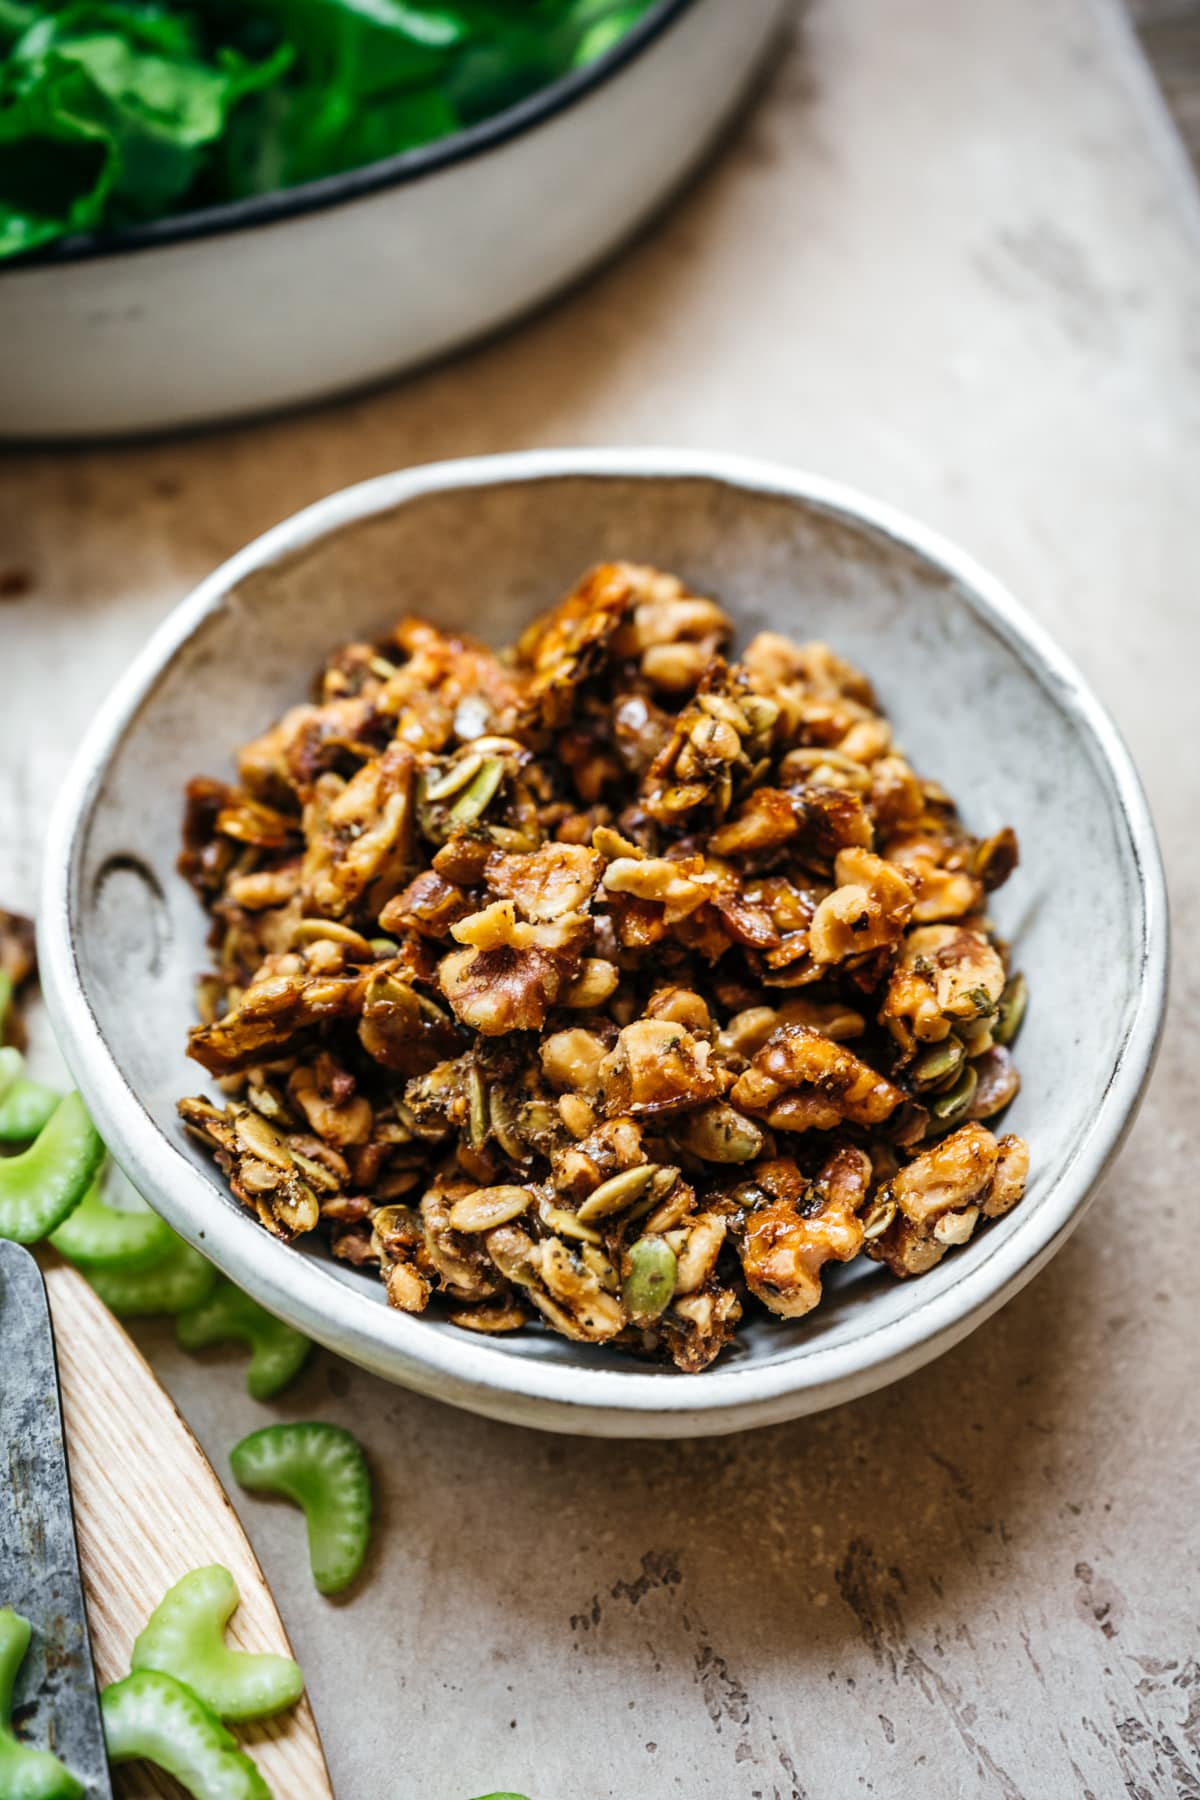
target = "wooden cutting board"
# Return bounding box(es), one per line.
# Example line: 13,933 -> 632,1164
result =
41,1254 -> 334,1800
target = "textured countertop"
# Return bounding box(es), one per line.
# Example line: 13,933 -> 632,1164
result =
4,1 -> 1199,1794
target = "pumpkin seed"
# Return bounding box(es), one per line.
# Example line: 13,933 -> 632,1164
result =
290,1150 -> 340,1194
449,1297 -> 528,1333
384,1105 -> 416,1144
994,972 -> 1028,1046
446,757 -> 505,826
466,1065 -> 488,1149
423,752 -> 484,803
518,1099 -> 560,1152
929,1065 -> 978,1127
576,1163 -> 656,1222
779,747 -> 871,789
581,1244 -> 619,1291
467,736 -> 524,758
538,1200 -> 603,1246
910,1038 -> 965,1094
488,1085 -> 526,1163
375,1167 -> 421,1200
739,694 -> 780,738
233,1108 -> 292,1170
370,936 -> 399,956
958,1016 -> 994,1057
272,1182 -> 318,1236
635,1168 -> 692,1234
622,1236 -> 677,1322
698,691 -> 749,732
673,1102 -> 763,1164
371,1204 -> 419,1246
449,1185 -> 532,1233
625,1165 -> 679,1213
974,826 -> 1018,891
245,1081 -> 293,1125
861,1196 -> 896,1240
291,918 -> 373,956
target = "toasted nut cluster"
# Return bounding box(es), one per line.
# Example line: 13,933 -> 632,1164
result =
178,563 -> 1030,1371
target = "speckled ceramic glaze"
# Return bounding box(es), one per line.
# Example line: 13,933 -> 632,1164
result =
39,451 -> 1168,1436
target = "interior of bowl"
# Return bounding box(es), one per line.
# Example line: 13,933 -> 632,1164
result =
57,464 -> 1157,1422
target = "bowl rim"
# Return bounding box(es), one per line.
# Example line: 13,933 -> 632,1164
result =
5,0 -> 695,274
39,448 -> 1170,1436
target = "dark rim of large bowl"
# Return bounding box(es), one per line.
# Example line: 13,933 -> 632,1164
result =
4,0 -> 696,272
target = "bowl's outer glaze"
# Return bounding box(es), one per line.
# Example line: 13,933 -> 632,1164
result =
40,452 -> 1168,1436
0,0 -> 785,439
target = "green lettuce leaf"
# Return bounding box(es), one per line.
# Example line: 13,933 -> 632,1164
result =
0,0 -> 656,258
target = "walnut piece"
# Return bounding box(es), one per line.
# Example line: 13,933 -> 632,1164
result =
808,848 -> 915,963
880,924 -> 1007,1051
439,896 -> 588,1035
737,1148 -> 870,1317
300,743 -> 414,921
731,1024 -> 904,1132
869,1124 -> 1029,1276
597,1020 -> 729,1117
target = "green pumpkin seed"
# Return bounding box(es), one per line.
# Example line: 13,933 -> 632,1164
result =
446,758 -> 505,827
624,1165 -> 681,1225
466,1065 -> 488,1149
538,1201 -> 603,1246
929,1065 -> 978,1127
994,972 -> 1028,1046
910,1038 -> 965,1093
622,1236 -> 677,1322
577,1163 -> 656,1222
423,752 -> 485,804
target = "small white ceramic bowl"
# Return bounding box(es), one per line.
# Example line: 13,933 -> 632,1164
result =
0,0 -> 787,440
40,450 -> 1168,1437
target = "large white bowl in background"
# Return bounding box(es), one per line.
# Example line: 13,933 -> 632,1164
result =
39,450 -> 1168,1436
0,0 -> 788,439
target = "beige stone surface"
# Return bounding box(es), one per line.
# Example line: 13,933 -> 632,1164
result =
3,0 -> 1199,1793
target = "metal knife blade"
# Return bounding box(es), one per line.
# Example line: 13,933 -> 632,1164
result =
0,1237 -> 113,1798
